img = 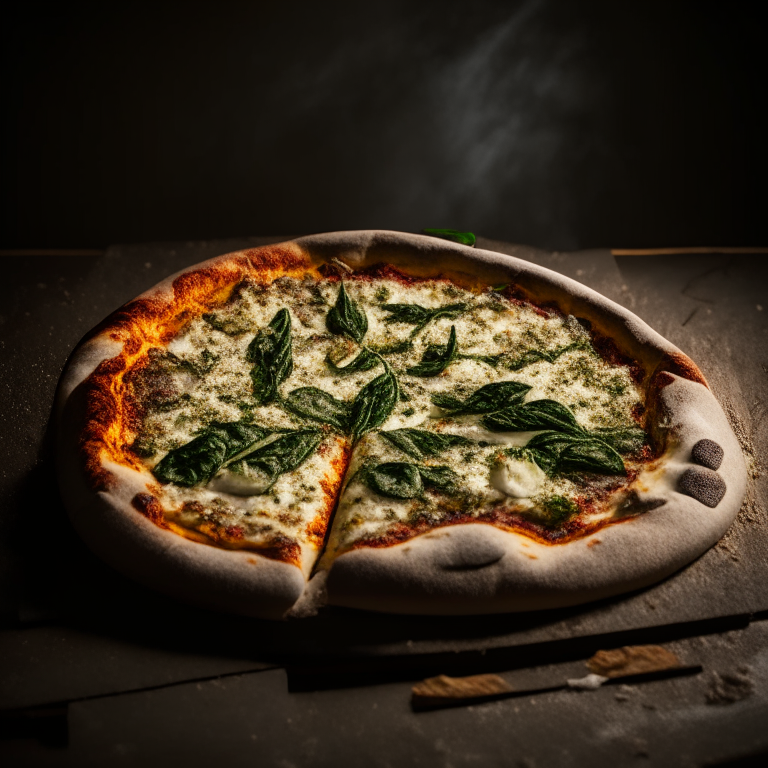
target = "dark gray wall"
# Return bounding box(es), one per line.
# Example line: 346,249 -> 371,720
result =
2,1 -> 766,249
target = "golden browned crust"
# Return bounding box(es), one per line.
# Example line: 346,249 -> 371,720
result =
76,244 -> 322,565
131,492 -> 170,528
80,245 -> 310,485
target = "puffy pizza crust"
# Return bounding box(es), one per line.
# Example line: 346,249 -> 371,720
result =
55,230 -> 747,618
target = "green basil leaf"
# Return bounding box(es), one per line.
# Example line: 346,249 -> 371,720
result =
526,430 -> 579,453
152,420 -> 272,487
363,462 -> 423,499
214,421 -> 274,458
325,347 -> 379,375
326,282 -> 368,343
380,428 -> 471,459
505,341 -> 586,372
283,387 -> 351,432
152,433 -> 228,487
526,447 -> 559,476
417,465 -> 460,492
524,431 -> 626,476
422,228 -> 476,247
241,428 -> 324,489
361,462 -> 460,498
589,427 -> 647,454
429,394 -> 464,411
247,308 -> 293,404
482,399 -> 583,434
431,381 -> 531,415
520,431 -> 577,475
381,303 -> 433,326
382,302 -> 468,337
406,325 -> 457,377
350,362 -> 399,441
556,438 -> 625,475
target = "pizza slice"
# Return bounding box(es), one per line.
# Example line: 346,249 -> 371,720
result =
311,275 -> 667,613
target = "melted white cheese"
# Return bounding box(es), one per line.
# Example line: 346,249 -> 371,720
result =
491,457 -> 547,498
133,273 -> 647,569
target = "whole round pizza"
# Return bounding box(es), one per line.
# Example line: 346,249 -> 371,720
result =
55,231 -> 747,619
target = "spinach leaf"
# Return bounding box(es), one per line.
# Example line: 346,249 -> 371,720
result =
505,341 -> 586,372
482,399 -> 583,435
418,465 -> 460,492
557,438 -> 625,475
522,431 -> 625,476
381,304 -> 433,326
214,421 -> 274,458
325,347 -> 380,375
326,282 -> 368,343
350,361 -> 399,441
589,427 -> 647,454
382,302 -> 467,337
360,462 -> 460,499
431,381 -> 531,415
521,431 -> 577,475
247,308 -> 293,404
240,428 -> 324,490
518,447 -> 559,476
380,428 -> 471,459
153,433 -> 228,487
283,387 -> 351,432
363,462 -> 423,499
406,326 -> 457,377
526,430 -> 579,452
422,228 -> 476,246
152,420 -> 272,487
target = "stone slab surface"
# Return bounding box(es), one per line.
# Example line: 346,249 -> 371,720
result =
2,618 -> 767,768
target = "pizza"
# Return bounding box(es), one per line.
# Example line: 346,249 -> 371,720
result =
55,230 -> 747,619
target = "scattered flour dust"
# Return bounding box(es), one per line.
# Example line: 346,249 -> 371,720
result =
722,398 -> 761,481
705,668 -> 754,705
714,396 -> 766,559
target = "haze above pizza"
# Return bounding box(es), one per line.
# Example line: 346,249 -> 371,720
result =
56,231 -> 747,619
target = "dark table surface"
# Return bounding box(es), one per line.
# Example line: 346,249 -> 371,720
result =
1,237 -> 767,767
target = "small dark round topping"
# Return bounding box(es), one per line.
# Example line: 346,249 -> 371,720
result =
678,467 -> 726,508
691,439 -> 724,471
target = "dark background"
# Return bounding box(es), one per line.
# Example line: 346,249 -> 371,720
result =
2,0 -> 767,251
